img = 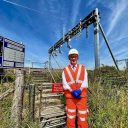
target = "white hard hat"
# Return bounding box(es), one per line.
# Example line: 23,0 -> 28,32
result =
68,48 -> 79,55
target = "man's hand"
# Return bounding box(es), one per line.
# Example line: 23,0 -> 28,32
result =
71,89 -> 81,99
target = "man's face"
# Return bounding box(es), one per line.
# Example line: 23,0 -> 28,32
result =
69,54 -> 78,66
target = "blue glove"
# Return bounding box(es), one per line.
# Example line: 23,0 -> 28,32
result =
75,89 -> 81,95
71,89 -> 81,99
71,90 -> 78,98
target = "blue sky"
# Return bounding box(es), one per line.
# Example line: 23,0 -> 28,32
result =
0,0 -> 128,69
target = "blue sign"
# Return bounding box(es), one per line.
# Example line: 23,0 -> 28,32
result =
0,36 -> 25,68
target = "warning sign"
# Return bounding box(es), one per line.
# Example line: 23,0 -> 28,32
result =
52,83 -> 64,93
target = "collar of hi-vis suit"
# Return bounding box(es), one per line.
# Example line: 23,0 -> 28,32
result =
70,64 -> 77,70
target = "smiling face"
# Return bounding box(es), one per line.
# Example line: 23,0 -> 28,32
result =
69,54 -> 78,66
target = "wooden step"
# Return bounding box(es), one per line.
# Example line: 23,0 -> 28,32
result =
41,116 -> 66,128
31,72 -> 42,75
35,99 -> 61,105
48,104 -> 65,108
41,94 -> 63,98
35,95 -> 63,101
33,81 -> 50,84
35,93 -> 61,99
31,74 -> 49,77
35,105 -> 65,118
35,94 -> 63,101
35,83 -> 52,88
44,122 -> 66,128
32,75 -> 49,77
41,111 -> 65,118
42,89 -> 52,93
45,104 -> 65,109
33,79 -> 49,81
33,82 -> 50,84
39,82 -> 53,85
36,83 -> 53,89
41,116 -> 66,123
32,77 -> 49,81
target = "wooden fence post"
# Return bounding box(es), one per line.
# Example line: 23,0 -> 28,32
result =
29,84 -> 35,121
39,89 -> 42,121
11,69 -> 25,127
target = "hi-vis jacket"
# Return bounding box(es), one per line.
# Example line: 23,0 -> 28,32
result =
62,64 -> 88,98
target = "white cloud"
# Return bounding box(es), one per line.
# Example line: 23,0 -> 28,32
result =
71,0 -> 81,26
111,35 -> 128,44
2,0 -> 44,15
100,0 -> 128,62
106,0 -> 128,36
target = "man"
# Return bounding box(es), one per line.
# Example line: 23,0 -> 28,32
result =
62,48 -> 89,128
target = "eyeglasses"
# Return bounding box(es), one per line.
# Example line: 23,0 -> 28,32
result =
69,55 -> 78,58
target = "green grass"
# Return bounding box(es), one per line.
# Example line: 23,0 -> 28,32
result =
0,95 -> 12,128
0,67 -> 128,128
88,79 -> 128,128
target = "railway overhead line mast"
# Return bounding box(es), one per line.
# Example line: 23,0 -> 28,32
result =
48,8 -> 119,70
116,59 -> 128,69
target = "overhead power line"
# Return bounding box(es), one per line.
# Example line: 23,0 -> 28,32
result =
48,8 -> 119,70
2,0 -> 43,14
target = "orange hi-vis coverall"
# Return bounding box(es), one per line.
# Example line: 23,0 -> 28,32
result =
62,64 -> 89,128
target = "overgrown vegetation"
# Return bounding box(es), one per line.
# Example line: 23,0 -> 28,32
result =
0,66 -> 128,127
88,80 -> 128,128
87,66 -> 128,128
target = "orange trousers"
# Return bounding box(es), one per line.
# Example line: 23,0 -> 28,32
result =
66,98 -> 89,128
